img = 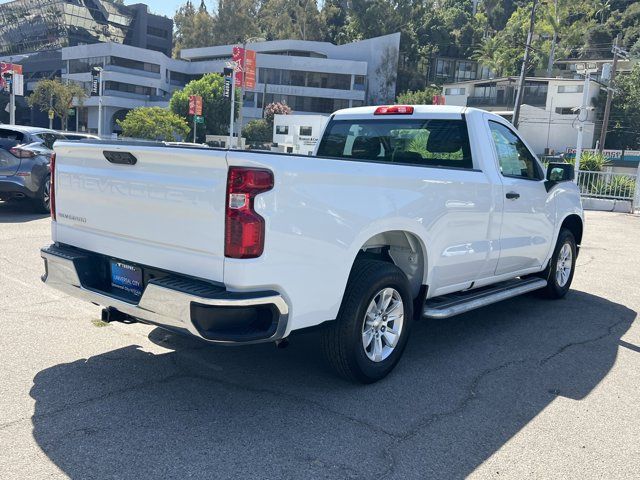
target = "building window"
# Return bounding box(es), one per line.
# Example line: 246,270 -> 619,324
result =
276,125 -> 289,135
258,68 -> 352,90
353,75 -> 366,91
109,56 -> 160,74
455,60 -> 476,81
435,59 -> 453,79
104,81 -> 153,96
445,87 -> 466,95
299,126 -> 313,136
147,26 -> 168,38
555,107 -> 575,115
558,85 -> 583,93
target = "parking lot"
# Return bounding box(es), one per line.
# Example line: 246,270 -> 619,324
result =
0,202 -> 638,479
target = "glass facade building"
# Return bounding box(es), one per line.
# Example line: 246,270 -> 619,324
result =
0,0 -> 172,56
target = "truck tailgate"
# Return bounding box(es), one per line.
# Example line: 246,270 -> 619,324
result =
52,142 -> 228,282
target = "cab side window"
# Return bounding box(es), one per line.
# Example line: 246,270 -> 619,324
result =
489,121 -> 543,180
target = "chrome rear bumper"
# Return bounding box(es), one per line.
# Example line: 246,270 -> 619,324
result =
41,244 -> 289,345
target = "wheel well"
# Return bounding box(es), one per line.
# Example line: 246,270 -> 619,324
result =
356,231 -> 426,298
561,214 -> 583,246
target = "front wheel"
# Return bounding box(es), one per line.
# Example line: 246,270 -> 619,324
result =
321,260 -> 413,383
538,228 -> 576,299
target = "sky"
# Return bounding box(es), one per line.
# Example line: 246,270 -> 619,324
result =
126,0 -> 185,18
0,1 -> 186,18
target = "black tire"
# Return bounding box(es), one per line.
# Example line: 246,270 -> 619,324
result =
321,259 -> 413,383
32,175 -> 50,214
538,228 -> 576,299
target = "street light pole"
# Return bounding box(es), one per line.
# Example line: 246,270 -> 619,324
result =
228,66 -> 236,148
97,69 -> 103,137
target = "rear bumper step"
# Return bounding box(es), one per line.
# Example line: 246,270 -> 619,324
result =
423,277 -> 547,319
41,244 -> 289,345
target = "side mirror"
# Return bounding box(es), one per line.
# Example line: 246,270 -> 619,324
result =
546,162 -> 574,189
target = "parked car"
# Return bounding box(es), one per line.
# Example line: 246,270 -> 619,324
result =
0,126 -> 63,212
41,106 -> 583,382
0,125 -> 66,155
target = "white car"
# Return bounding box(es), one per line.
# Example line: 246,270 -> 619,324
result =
41,106 -> 583,383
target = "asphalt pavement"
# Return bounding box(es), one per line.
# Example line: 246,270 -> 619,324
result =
0,200 -> 638,479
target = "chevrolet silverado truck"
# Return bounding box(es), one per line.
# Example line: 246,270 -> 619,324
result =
41,106 -> 583,383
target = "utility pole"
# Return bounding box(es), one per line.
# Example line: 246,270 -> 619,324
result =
574,65 -> 596,176
512,0 -> 538,129
598,35 -> 628,153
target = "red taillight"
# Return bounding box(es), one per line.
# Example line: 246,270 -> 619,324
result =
50,153 -> 56,220
9,147 -> 36,158
374,105 -> 414,115
224,167 -> 274,259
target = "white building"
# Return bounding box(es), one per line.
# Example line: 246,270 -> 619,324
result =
272,114 -> 329,155
61,34 -> 400,135
442,76 -> 601,155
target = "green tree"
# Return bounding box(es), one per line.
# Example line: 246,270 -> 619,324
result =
27,78 -> 86,130
116,107 -> 190,141
396,86 -> 442,105
258,0 -> 324,41
173,0 -> 215,57
321,0 -> 348,44
602,63 -> 640,149
169,73 -> 239,141
243,119 -> 272,143
214,0 -> 261,44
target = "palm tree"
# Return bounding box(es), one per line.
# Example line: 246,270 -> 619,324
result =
472,36 -> 504,77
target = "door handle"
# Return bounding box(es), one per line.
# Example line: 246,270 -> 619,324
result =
506,191 -> 520,200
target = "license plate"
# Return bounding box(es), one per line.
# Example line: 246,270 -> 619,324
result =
110,260 -> 143,298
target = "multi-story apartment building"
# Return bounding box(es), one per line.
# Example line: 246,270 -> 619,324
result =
442,76 -> 602,155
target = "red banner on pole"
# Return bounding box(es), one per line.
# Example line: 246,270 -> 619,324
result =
0,62 -> 22,90
189,95 -> 202,115
244,50 -> 256,89
232,46 -> 244,87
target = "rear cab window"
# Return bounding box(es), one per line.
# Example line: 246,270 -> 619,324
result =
316,118 -> 473,169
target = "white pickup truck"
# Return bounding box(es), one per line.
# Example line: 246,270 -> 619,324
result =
41,105 -> 583,383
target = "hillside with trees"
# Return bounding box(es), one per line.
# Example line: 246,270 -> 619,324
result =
173,0 -> 640,92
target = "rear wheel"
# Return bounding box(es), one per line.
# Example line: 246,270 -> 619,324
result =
538,228 -> 576,299
32,175 -> 50,213
321,259 -> 413,383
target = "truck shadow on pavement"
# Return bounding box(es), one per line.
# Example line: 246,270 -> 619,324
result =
0,201 -> 48,223
29,290 -> 636,479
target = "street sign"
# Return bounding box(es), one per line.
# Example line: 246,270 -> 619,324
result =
12,73 -> 23,96
90,67 -> 101,96
48,109 -> 54,120
195,115 -> 204,124
244,49 -> 256,89
189,95 -> 202,115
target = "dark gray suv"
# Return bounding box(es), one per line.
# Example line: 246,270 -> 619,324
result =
0,126 -> 67,213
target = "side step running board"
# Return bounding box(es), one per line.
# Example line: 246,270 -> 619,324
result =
423,277 -> 547,319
